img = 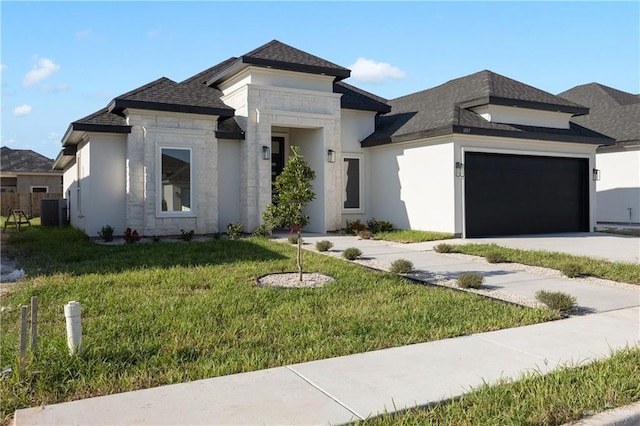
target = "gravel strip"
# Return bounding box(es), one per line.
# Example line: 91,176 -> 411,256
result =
441,252 -> 640,293
257,272 -> 334,288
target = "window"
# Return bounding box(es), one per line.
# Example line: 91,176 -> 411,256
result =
31,186 -> 48,193
160,148 -> 192,213
343,156 -> 362,210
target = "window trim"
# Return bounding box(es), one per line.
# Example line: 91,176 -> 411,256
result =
342,154 -> 364,213
30,186 -> 49,193
156,146 -> 196,217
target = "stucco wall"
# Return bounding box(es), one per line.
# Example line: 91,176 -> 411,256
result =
340,109 -> 376,226
16,174 -> 62,193
86,134 -> 127,237
291,127 -> 325,233
596,147 -> 640,223
218,140 -> 242,228
369,138 -> 456,232
471,105 -> 572,129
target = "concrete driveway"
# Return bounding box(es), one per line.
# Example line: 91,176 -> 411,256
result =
411,232 -> 639,263
466,232 -> 639,264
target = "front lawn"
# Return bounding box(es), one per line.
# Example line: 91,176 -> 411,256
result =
448,244 -> 640,284
375,229 -> 455,243
0,227 -> 556,422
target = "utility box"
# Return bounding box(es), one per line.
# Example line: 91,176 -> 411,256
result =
40,199 -> 68,226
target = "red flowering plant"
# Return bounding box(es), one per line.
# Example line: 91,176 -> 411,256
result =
123,227 -> 141,244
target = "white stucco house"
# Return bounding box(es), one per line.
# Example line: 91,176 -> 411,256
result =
54,40 -> 613,238
559,84 -> 639,225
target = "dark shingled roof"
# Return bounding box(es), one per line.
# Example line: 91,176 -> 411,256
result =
109,75 -> 234,117
70,107 -> 130,133
558,83 -> 640,145
207,40 -> 350,85
334,82 -> 390,113
1,146 -> 58,173
363,70 -> 612,147
215,117 -> 245,140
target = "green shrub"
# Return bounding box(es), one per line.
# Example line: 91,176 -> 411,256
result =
378,220 -> 394,232
288,235 -> 302,245
315,240 -> 333,252
561,262 -> 582,278
252,224 -> 272,238
366,218 -> 380,234
227,222 -> 243,240
434,243 -> 454,253
98,225 -> 114,242
343,247 -> 362,260
536,290 -> 577,312
358,230 -> 374,240
180,229 -> 195,242
390,259 -> 414,274
485,251 -> 507,264
457,273 -> 484,289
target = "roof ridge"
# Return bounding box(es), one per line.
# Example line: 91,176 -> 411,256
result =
115,77 -> 176,100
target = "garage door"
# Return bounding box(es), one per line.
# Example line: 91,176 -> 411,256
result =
464,152 -> 589,237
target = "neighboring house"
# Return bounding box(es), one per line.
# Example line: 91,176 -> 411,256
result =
1,146 -> 63,215
53,40 -> 613,238
558,84 -> 640,225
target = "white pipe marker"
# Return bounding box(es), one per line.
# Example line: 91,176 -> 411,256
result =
64,301 -> 82,355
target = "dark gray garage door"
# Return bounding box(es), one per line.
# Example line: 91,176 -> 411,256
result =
464,152 -> 589,237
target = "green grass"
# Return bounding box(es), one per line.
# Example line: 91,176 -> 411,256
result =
376,230 -> 454,243
0,227 -> 557,422
450,244 -> 640,284
359,347 -> 640,425
0,215 -> 40,229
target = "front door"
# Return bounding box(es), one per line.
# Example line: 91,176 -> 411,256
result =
271,136 -> 285,199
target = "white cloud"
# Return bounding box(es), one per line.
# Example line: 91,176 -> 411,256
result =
349,57 -> 406,84
76,29 -> 92,39
48,131 -> 59,140
13,104 -> 33,117
40,83 -> 70,93
23,58 -> 60,87
147,29 -> 162,39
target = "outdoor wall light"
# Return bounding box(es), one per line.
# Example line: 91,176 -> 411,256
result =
262,146 -> 270,160
455,161 -> 465,177
327,149 -> 336,163
592,168 -> 601,181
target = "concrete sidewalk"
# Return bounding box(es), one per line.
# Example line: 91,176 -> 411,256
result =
15,308 -> 640,425
14,234 -> 640,425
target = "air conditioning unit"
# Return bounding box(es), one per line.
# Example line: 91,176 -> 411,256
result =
40,198 -> 68,226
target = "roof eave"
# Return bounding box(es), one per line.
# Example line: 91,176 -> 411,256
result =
207,56 -> 351,86
110,99 -> 235,117
452,125 -> 615,145
214,131 -> 245,140
457,96 -> 589,116
361,126 -> 453,147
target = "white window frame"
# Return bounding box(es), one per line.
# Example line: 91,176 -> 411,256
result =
156,146 -> 196,217
342,154 -> 364,213
30,186 -> 49,193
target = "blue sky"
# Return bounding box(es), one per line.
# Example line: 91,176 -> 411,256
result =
1,1 -> 638,160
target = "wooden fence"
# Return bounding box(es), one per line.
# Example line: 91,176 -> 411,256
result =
1,193 -> 63,217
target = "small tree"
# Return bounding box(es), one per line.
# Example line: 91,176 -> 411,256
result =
263,146 -> 316,281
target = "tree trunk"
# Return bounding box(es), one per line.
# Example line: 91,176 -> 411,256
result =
297,227 -> 303,281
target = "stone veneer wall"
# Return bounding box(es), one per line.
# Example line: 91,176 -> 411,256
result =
241,84 -> 343,232
125,110 -> 219,236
